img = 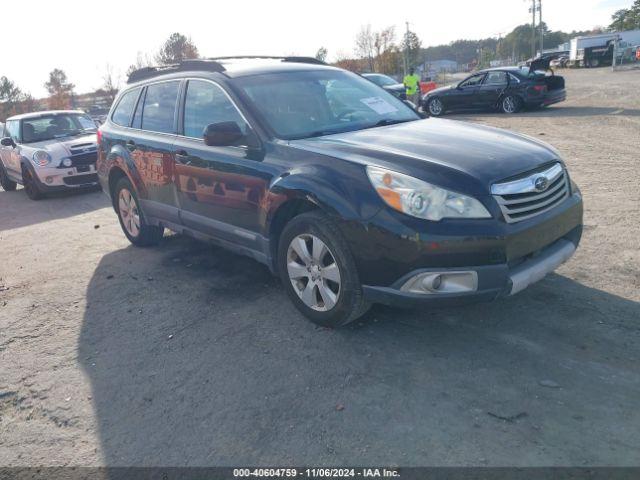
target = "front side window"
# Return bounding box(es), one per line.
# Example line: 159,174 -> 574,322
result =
20,114 -> 97,143
141,81 -> 180,134
484,71 -> 508,86
112,88 -> 140,127
6,120 -> 20,142
236,70 -> 418,140
183,80 -> 248,138
460,74 -> 485,88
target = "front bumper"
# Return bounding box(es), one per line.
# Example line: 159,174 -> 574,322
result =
362,230 -> 580,307
345,191 -> 583,307
32,164 -> 99,191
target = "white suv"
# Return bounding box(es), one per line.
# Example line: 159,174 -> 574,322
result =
0,110 -> 99,199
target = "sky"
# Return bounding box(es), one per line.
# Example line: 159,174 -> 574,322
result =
2,0 -> 632,97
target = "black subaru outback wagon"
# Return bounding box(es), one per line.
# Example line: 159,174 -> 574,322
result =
97,57 -> 583,327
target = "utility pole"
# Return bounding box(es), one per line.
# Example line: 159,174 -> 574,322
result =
539,0 -> 544,55
530,0 -> 536,59
404,21 -> 410,76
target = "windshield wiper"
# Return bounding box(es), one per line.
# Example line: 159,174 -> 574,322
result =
368,118 -> 412,128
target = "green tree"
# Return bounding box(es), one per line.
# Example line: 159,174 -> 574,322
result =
0,76 -> 23,120
44,69 -> 75,110
609,1 -> 640,31
155,33 -> 199,65
401,30 -> 422,70
315,47 -> 328,62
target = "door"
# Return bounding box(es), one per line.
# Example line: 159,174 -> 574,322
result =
172,79 -> 270,251
129,80 -> 182,224
448,73 -> 485,110
0,120 -> 22,178
477,71 -> 509,109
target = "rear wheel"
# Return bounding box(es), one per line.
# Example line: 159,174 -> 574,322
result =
21,165 -> 43,200
427,97 -> 445,116
501,95 -> 522,114
0,164 -> 17,191
278,211 -> 369,327
114,177 -> 164,246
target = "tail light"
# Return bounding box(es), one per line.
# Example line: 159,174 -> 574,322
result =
532,85 -> 547,93
96,129 -> 102,147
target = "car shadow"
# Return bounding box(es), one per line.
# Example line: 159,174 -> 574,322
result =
78,235 -> 640,466
0,187 -> 108,231
447,106 -> 640,119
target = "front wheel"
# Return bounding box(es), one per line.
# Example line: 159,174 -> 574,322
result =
501,95 -> 522,114
427,97 -> 445,116
278,211 -> 370,327
114,177 -> 164,246
21,165 -> 43,200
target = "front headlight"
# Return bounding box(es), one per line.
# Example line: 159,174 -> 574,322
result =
366,166 -> 491,221
32,150 -> 51,167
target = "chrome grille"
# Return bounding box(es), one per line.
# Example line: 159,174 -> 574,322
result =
491,163 -> 569,223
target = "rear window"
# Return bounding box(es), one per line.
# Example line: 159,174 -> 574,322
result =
112,88 -> 140,127
141,81 -> 180,134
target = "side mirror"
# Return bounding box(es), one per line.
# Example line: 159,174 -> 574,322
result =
1,137 -> 15,147
203,122 -> 244,147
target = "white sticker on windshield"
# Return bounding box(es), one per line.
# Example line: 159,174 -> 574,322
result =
360,97 -> 398,115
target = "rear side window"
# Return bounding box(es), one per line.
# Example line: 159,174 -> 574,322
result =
141,81 -> 180,134
112,88 -> 140,126
484,71 -> 508,86
183,80 -> 248,138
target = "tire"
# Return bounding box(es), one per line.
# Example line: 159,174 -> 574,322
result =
500,94 -> 522,114
427,97 -> 445,116
21,165 -> 43,200
114,177 -> 164,247
0,164 -> 17,191
278,211 -> 370,327
589,58 -> 600,68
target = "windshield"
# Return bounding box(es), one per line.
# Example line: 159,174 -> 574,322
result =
235,70 -> 419,140
21,114 -> 97,143
366,74 -> 398,87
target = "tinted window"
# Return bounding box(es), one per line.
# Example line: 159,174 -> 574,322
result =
183,80 -> 248,138
112,88 -> 140,126
460,74 -> 485,88
6,120 -> 20,142
484,71 -> 508,86
142,81 -> 180,134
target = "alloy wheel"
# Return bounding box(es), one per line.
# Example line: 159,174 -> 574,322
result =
286,234 -> 341,312
118,188 -> 141,237
503,96 -> 517,113
429,98 -> 443,116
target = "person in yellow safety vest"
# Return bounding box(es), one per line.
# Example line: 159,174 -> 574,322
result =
403,68 -> 421,105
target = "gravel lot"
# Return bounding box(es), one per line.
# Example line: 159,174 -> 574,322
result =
1,68 -> 639,467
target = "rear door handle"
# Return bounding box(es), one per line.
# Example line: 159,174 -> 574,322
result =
175,150 -> 191,165
126,140 -> 136,152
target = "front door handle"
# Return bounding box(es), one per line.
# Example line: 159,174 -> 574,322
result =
126,140 -> 136,152
175,150 -> 191,165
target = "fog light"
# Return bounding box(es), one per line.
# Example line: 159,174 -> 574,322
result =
62,158 -> 72,167
45,176 -> 53,184
401,271 -> 478,295
421,274 -> 442,292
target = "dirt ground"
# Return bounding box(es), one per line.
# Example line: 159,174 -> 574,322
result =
1,68 -> 639,467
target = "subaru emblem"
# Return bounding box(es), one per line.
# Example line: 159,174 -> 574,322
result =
534,176 -> 549,192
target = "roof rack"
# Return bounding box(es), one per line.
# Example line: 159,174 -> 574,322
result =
127,59 -> 225,84
208,56 -> 326,65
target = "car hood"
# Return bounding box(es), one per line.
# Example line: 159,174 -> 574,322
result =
23,133 -> 97,159
425,84 -> 456,96
289,119 -> 560,192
